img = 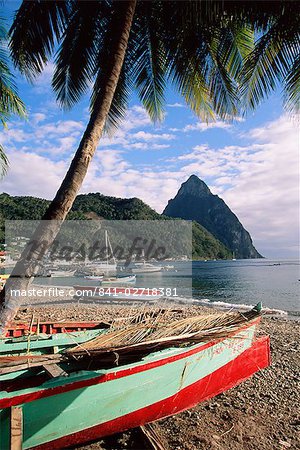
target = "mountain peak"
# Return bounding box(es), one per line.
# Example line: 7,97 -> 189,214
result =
178,175 -> 211,197
163,175 -> 262,259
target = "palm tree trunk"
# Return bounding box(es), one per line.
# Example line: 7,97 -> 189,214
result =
0,0 -> 137,332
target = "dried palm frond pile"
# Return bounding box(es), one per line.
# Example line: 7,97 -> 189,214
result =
0,306 -> 261,375
66,307 -> 259,361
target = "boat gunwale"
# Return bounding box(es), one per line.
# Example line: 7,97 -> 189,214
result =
0,316 -> 261,408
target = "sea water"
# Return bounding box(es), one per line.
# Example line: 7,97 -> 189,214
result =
191,259 -> 300,315
31,259 -> 299,316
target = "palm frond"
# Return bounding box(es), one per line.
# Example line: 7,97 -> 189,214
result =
160,2 -> 249,121
103,65 -> 131,136
0,78 -> 26,120
53,1 -> 110,109
130,4 -> 166,123
242,33 -> 289,109
203,29 -> 241,119
9,0 -> 70,79
169,51 -> 215,122
220,25 -> 254,80
241,4 -> 300,110
164,29 -> 214,121
284,54 -> 300,113
0,143 -> 9,179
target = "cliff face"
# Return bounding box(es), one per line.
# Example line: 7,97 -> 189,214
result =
163,175 -> 262,259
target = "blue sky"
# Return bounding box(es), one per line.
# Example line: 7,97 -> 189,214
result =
0,2 -> 299,259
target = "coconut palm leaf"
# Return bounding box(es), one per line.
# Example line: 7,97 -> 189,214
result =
0,143 -> 9,177
130,2 -> 167,123
102,65 -> 131,135
241,1 -> 300,110
9,0 -> 70,79
284,54 -> 300,113
53,1 -> 110,108
219,25 -> 255,79
167,43 -> 214,122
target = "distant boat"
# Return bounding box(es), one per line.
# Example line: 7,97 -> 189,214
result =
50,269 -> 75,277
162,265 -> 175,271
101,275 -> 136,285
84,275 -> 104,281
232,252 -> 237,261
126,249 -> 162,274
130,262 -> 162,274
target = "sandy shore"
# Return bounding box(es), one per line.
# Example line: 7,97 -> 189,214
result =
15,305 -> 300,450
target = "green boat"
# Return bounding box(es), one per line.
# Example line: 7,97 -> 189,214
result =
0,307 -> 270,449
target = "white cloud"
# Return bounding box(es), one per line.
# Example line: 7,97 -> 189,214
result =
183,120 -> 231,132
126,142 -> 148,150
167,103 -> 185,108
31,113 -> 47,125
122,106 -> 151,131
34,120 -> 84,139
1,149 -> 68,198
0,127 -> 28,145
152,144 -> 170,150
131,131 -> 175,141
98,106 -> 175,151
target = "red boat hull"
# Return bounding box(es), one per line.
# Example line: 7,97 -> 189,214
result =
32,335 -> 270,450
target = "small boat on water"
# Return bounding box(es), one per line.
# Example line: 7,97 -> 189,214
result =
129,262 -> 162,274
49,269 -> 76,277
84,275 -> 104,281
162,264 -> 175,271
101,275 -> 136,285
0,305 -> 270,449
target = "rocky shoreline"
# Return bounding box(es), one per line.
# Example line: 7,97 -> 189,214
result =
15,304 -> 300,450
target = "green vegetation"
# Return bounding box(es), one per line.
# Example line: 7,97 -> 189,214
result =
73,194 -> 162,220
0,192 -> 231,259
192,222 -> 231,260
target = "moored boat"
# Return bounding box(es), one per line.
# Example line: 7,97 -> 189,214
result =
130,262 -> 162,274
100,275 -> 136,285
0,306 -> 270,449
84,275 -> 104,281
49,269 -> 76,277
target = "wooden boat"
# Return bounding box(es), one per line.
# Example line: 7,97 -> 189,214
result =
130,262 -> 162,274
73,285 -> 163,301
84,275 -> 104,281
49,269 -> 75,278
0,307 -> 270,449
100,275 -> 136,285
